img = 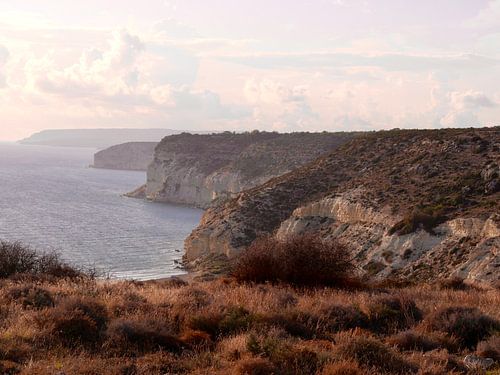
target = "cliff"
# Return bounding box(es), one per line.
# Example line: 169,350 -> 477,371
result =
19,128 -> 184,149
92,142 -> 157,171
139,131 -> 356,208
185,127 -> 500,286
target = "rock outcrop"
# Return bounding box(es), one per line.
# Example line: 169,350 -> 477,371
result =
93,142 -> 157,171
138,131 -> 355,208
185,127 -> 500,286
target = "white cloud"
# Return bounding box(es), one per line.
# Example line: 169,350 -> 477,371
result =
440,90 -> 497,127
223,52 -> 500,72
243,78 -> 318,131
465,0 -> 500,30
0,45 -> 9,87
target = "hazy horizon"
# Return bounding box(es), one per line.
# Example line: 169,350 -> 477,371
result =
1,0 -> 499,141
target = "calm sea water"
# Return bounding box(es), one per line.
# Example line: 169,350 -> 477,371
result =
0,143 -> 203,280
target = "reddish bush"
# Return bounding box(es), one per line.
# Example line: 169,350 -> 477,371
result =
320,361 -> 364,375
233,234 -> 357,288
387,330 -> 458,352
334,335 -> 417,374
437,277 -> 469,291
318,305 -> 368,334
364,296 -> 422,333
40,297 -> 108,347
235,358 -> 276,375
188,306 -> 254,338
425,307 -> 499,348
4,285 -> 54,309
259,311 -> 316,339
179,329 -> 212,348
104,319 -> 185,355
476,335 -> 500,361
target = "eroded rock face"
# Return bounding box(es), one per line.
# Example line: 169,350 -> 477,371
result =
141,132 -> 355,208
93,142 -> 157,171
185,127 -> 500,286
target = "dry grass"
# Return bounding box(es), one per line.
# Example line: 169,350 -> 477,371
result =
0,275 -> 497,374
0,242 -> 499,374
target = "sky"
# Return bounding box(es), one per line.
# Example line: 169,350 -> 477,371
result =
0,0 -> 499,140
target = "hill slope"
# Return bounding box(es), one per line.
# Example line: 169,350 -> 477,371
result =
185,127 -> 500,285
92,142 -> 157,171
19,129 -> 183,149
142,131 -> 356,208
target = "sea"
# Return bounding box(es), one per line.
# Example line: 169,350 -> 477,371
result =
0,143 -> 203,280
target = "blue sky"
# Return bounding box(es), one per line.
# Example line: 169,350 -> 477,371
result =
0,0 -> 499,140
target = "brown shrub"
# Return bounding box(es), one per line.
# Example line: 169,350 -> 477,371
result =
104,319 -> 185,355
387,330 -> 459,353
0,241 -> 91,280
174,287 -> 212,311
258,311 -> 316,339
320,361 -> 364,375
18,357 -> 137,375
318,305 -> 368,334
179,329 -> 212,348
415,349 -> 468,374
276,347 -> 320,375
477,335 -> 500,361
135,353 -> 187,375
4,285 -> 54,309
364,296 -> 422,333
424,307 -> 499,348
39,297 -> 108,347
235,358 -> 276,375
233,234 -> 358,288
188,306 -> 254,338
109,292 -> 150,317
0,338 -> 32,363
437,277 -> 469,291
334,335 -> 417,374
0,360 -> 19,375
389,209 -> 445,235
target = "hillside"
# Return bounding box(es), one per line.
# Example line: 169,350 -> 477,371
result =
185,127 -> 500,286
138,131 -> 356,208
92,142 -> 157,171
19,129 -> 184,149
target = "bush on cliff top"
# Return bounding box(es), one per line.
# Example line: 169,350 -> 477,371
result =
233,234 -> 357,288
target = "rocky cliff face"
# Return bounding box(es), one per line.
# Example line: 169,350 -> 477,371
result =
141,132 -> 355,208
93,142 -> 157,171
185,127 -> 500,286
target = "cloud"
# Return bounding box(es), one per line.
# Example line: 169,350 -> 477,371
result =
0,45 -> 9,88
465,0 -> 500,30
223,52 -> 500,72
152,19 -> 199,39
449,90 -> 496,110
244,78 -> 318,131
440,90 -> 496,127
